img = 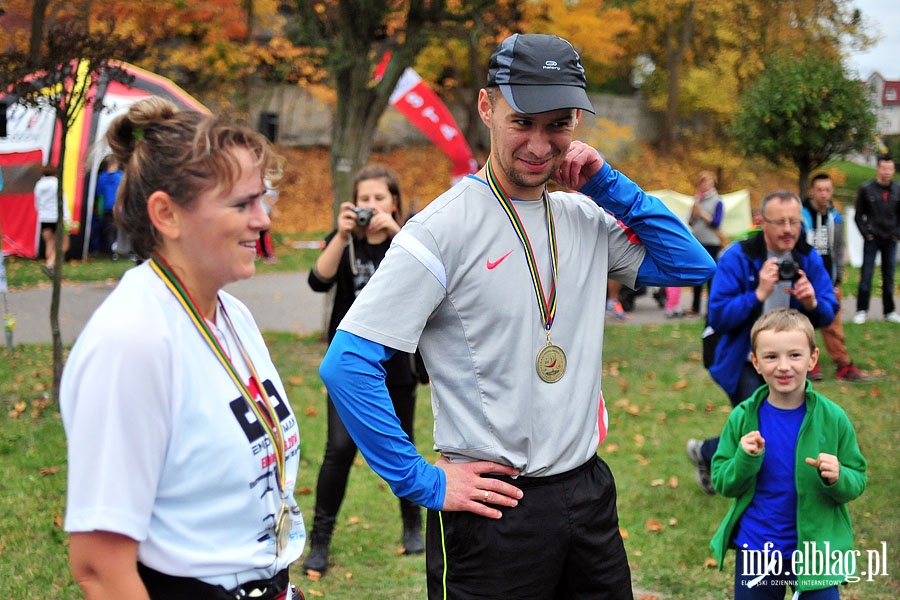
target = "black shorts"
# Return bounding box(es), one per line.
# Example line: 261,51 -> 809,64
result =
40,221 -> 60,233
426,455 -> 632,600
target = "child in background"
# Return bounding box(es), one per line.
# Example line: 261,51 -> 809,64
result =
710,308 -> 867,599
664,286 -> 684,318
257,178 -> 279,264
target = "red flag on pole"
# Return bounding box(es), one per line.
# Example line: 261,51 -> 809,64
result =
376,57 -> 478,183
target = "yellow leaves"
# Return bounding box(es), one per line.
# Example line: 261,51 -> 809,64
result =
645,519 -> 665,532
650,476 -> 679,489
8,396 -> 52,419
524,0 -> 637,76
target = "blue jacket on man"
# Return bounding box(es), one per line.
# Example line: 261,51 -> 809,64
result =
707,232 -> 838,397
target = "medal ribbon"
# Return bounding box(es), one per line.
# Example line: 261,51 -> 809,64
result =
485,157 -> 558,332
148,255 -> 287,496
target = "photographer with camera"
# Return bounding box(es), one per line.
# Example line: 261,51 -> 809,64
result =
687,190 -> 839,494
305,165 -> 426,575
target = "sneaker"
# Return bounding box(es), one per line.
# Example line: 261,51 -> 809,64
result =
807,363 -> 823,381
686,439 -> 715,495
836,363 -> 867,382
853,310 -> 867,324
886,312 -> 900,323
665,309 -> 684,319
606,299 -> 628,320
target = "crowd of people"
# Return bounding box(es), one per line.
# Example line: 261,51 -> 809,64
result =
52,31 -> 894,600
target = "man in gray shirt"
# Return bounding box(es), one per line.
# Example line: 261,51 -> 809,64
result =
320,33 -> 715,599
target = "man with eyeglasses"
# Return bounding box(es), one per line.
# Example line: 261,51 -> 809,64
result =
687,190 -> 839,495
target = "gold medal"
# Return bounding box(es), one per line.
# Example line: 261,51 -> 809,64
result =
536,340 -> 566,383
274,501 -> 290,555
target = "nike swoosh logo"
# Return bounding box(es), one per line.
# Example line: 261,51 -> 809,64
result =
486,250 -> 514,270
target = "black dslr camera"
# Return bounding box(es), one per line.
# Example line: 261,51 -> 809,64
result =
352,207 -> 373,227
777,258 -> 801,282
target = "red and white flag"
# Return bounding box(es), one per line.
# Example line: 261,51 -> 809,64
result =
377,57 -> 478,183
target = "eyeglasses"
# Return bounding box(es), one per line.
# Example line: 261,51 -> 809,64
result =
763,217 -> 802,228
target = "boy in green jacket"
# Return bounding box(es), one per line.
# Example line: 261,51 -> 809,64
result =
710,308 -> 867,599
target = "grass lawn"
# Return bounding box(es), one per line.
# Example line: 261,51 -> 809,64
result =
1,320 -> 897,599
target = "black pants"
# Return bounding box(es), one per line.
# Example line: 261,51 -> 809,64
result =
312,383 -> 419,524
692,244 -> 721,313
138,564 -> 301,599
426,455 -> 632,600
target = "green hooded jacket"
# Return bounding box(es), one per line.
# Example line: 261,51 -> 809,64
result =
709,381 -> 867,591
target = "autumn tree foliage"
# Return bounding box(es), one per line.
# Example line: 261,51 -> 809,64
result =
732,55 -> 876,199
626,0 -> 875,153
283,0 -> 462,217
1,0 -> 322,116
414,0 -> 637,156
0,16 -> 141,402
522,0 -> 637,88
413,0 -> 525,154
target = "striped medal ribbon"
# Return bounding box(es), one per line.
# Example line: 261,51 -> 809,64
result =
485,158 -> 567,383
148,255 -> 291,554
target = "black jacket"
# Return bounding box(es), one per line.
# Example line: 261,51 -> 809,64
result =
854,179 -> 900,241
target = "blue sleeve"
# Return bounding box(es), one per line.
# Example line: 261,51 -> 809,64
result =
801,251 -> 838,328
707,246 -> 761,333
579,162 -> 716,287
711,201 -> 724,229
319,330 -> 446,510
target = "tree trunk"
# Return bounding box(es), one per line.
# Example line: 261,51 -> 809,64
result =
51,128 -> 67,404
329,55 -> 402,222
330,87 -> 378,224
798,166 -> 812,202
659,1 -> 695,155
30,0 -> 50,69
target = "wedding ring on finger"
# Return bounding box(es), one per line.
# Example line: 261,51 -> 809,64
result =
483,490 -> 489,502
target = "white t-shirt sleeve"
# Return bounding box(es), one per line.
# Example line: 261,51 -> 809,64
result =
339,223 -> 446,352
62,302 -> 175,541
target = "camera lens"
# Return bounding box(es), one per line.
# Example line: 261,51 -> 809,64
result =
354,208 -> 373,227
777,259 -> 799,281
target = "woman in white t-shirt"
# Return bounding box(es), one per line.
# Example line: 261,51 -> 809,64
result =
33,164 -> 71,276
61,97 -> 306,600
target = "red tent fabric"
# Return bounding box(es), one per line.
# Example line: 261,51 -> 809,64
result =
0,150 -> 42,256
0,61 -> 208,258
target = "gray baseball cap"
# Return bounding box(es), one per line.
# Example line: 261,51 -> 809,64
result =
486,33 -> 595,115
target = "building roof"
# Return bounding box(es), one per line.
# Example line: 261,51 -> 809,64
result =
883,81 -> 900,106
